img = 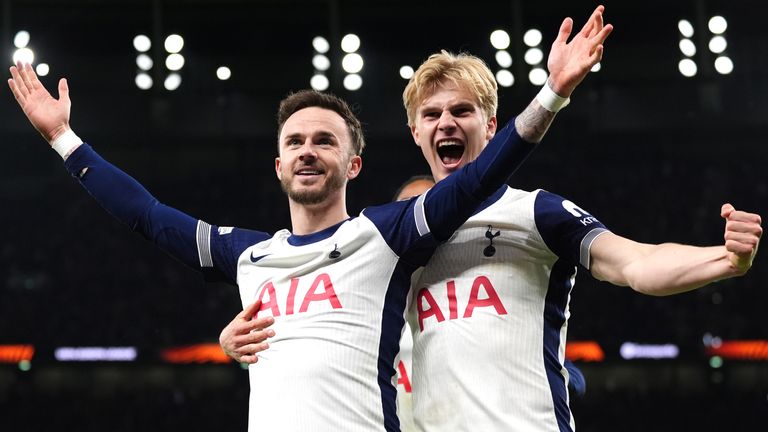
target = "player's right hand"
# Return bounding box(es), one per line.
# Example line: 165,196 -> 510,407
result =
8,62 -> 72,143
219,300 -> 276,364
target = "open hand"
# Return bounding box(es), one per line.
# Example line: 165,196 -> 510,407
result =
8,62 -> 72,143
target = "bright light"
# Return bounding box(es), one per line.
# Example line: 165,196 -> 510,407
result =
342,53 -> 364,73
620,342 -> 680,360
495,50 -> 512,68
135,73 -> 153,90
164,73 -> 182,91
490,29 -> 510,50
165,53 -> 185,71
136,54 -> 153,71
341,34 -> 361,53
35,63 -> 50,76
714,56 -> 734,75
709,355 -> 723,368
678,19 -> 694,38
310,74 -> 329,91
591,62 -> 601,72
708,36 -> 727,54
312,54 -> 330,71
496,69 -> 514,87
524,48 -> 544,65
523,29 -> 543,47
133,34 -> 151,52
18,360 -> 31,372
678,58 -> 698,77
312,36 -> 330,54
164,34 -> 184,53
12,48 -> 34,65
399,65 -> 414,80
343,73 -> 363,91
708,16 -> 728,34
14,31 -> 30,48
216,66 -> 232,80
528,67 -> 547,85
679,38 -> 697,57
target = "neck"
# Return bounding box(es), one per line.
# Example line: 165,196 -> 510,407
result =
288,190 -> 350,235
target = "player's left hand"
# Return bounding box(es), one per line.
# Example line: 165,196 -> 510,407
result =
546,5 -> 613,97
721,203 -> 762,274
219,300 -> 276,364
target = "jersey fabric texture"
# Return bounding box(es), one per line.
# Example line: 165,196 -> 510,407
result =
61,118 -> 534,432
407,186 -> 608,432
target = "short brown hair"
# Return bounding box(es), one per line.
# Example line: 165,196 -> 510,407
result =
402,50 -> 498,127
277,90 -> 366,155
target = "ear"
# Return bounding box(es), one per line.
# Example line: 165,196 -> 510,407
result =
346,155 -> 363,180
485,115 -> 498,141
275,157 -> 282,180
410,123 -> 421,146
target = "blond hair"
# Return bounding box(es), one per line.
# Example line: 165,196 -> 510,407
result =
402,50 -> 498,127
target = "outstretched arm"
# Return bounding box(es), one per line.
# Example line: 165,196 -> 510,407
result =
515,5 -> 613,143
220,300 -> 276,364
589,204 -> 762,295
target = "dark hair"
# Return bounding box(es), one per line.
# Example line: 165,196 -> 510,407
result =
392,175 -> 435,201
276,90 -> 366,155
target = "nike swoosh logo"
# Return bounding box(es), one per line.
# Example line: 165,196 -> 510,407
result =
250,252 -> 270,263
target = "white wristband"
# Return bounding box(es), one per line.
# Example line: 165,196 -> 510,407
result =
535,82 -> 571,113
50,129 -> 83,160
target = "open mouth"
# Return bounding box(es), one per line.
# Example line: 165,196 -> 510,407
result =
296,168 -> 324,176
436,140 -> 465,166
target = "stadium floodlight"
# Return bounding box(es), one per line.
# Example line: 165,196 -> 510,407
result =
164,73 -> 182,91
312,54 -> 330,71
523,29 -> 543,47
490,30 -> 511,50
708,36 -> 727,54
310,74 -> 329,91
312,36 -> 330,54
708,16 -> 728,35
678,58 -> 697,77
524,48 -> 544,66
678,19 -> 694,38
679,38 -> 697,57
495,50 -> 512,68
165,53 -> 185,71
399,65 -> 414,80
341,34 -> 361,53
216,66 -> 232,80
12,48 -> 34,65
496,69 -> 514,87
14,30 -> 30,48
135,73 -> 153,90
343,73 -> 362,91
164,34 -> 184,54
528,67 -> 547,85
714,56 -> 733,75
136,54 -> 153,71
35,63 -> 50,76
133,34 -> 151,52
342,53 -> 364,74
591,62 -> 601,72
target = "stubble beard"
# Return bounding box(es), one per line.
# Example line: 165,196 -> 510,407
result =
280,168 -> 347,205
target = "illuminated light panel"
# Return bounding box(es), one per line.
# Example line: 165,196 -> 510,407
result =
165,53 -> 185,71
523,29 -> 542,47
714,56 -> 734,75
136,54 -> 153,71
528,67 -> 547,85
135,73 -> 153,90
164,34 -> 184,53
310,74 -> 329,91
133,34 -> 151,52
343,73 -> 363,91
705,340 -> 768,360
490,29 -> 510,50
341,34 -> 361,53
12,48 -> 34,65
161,343 -> 231,364
216,66 -> 232,80
524,48 -> 544,66
342,53 -> 364,74
565,341 -> 605,362
55,346 -> 137,361
399,65 -> 414,80
164,73 -> 182,91
14,30 -> 30,48
312,36 -> 330,54
496,69 -> 514,87
0,345 -> 35,363
708,16 -> 728,34
678,58 -> 697,77
312,54 -> 330,71
678,19 -> 694,38
708,36 -> 727,54
495,50 -> 512,68
679,38 -> 697,57
620,342 -> 680,360
36,63 -> 50,76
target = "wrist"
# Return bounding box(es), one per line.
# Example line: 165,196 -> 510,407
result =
535,80 -> 570,113
50,129 -> 83,160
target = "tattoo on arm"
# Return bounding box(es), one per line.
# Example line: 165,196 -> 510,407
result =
514,99 -> 557,143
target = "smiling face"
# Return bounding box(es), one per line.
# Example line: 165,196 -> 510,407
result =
410,82 -> 497,182
275,106 -> 361,205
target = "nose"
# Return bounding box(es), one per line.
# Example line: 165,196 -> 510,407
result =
298,140 -> 318,162
437,111 -> 457,132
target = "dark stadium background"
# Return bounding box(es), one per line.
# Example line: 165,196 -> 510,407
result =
1,0 -> 767,430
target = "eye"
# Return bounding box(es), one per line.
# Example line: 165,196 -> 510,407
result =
287,138 -> 302,146
452,107 -> 472,116
423,111 -> 440,119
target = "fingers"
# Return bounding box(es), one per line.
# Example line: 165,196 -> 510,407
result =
579,5 -> 605,38
19,62 -> 36,93
9,65 -> 29,101
721,203 -> 736,218
58,78 -> 70,105
241,300 -> 263,321
555,17 -> 574,44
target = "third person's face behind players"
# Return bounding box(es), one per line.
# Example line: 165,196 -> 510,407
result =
275,106 -> 361,205
410,82 -> 497,182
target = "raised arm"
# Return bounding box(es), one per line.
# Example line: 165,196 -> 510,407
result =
8,62 -> 207,270
515,5 -> 613,143
589,204 -> 762,295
